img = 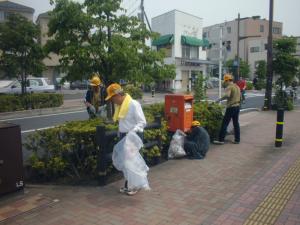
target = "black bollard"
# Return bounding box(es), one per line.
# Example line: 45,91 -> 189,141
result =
151,88 -> 155,98
275,109 -> 284,147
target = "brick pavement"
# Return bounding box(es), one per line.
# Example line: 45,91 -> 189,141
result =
1,108 -> 300,225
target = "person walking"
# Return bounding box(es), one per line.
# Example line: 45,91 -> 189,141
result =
184,120 -> 210,159
84,74 -> 106,119
213,74 -> 241,145
105,83 -> 148,196
236,76 -> 246,104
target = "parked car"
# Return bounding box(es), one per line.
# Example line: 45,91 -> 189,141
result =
70,80 -> 89,90
55,77 -> 70,90
0,77 -> 55,94
206,77 -> 220,88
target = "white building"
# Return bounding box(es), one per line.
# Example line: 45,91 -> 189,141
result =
151,10 -> 210,92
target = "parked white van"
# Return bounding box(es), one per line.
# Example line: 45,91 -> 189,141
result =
0,77 -> 55,94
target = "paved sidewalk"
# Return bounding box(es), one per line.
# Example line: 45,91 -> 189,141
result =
1,108 -> 300,225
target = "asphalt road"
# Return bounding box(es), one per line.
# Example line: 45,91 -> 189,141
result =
5,93 -> 265,134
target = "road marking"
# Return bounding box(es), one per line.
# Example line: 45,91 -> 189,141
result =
21,126 -> 55,134
243,158 -> 300,225
0,110 -> 86,122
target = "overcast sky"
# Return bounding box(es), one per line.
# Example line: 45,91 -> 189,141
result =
10,0 -> 300,36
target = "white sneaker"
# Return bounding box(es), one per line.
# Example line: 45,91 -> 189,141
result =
126,189 -> 138,196
213,140 -> 225,145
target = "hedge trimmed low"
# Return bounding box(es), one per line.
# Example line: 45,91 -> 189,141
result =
0,93 -> 63,112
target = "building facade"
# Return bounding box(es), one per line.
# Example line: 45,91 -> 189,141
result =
152,10 -> 210,92
203,16 -> 283,79
36,12 -> 61,84
0,1 -> 35,78
0,0 -> 34,22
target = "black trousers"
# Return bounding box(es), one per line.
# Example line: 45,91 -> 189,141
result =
218,106 -> 240,142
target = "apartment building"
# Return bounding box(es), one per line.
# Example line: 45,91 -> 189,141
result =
0,0 -> 34,22
152,10 -> 210,92
36,12 -> 61,83
203,16 -> 283,79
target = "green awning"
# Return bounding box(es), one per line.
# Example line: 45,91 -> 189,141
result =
152,34 -> 174,46
181,35 -> 203,46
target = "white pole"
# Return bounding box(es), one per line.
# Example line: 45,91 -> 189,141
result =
218,26 -> 223,99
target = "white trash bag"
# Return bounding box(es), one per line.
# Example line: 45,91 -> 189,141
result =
112,131 -> 150,190
168,129 -> 187,159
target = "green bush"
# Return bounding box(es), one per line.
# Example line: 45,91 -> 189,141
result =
255,80 -> 266,90
123,84 -> 143,99
246,81 -> 253,90
25,118 -> 112,182
272,89 -> 294,111
0,93 -> 63,112
193,101 -> 223,140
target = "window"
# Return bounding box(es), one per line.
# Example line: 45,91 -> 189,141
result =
203,32 -> 207,38
182,45 -> 190,59
190,46 -> 199,59
4,12 -> 12,20
250,47 -> 260,53
30,79 -> 43,86
182,45 -> 199,59
227,27 -> 231,34
0,11 -> 4,21
260,25 -> 264,32
226,41 -> 231,51
272,27 -> 281,34
264,44 -> 268,50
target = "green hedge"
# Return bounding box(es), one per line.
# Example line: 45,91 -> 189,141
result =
245,81 -> 253,90
0,93 -> 63,112
193,102 -> 223,140
25,102 -> 223,183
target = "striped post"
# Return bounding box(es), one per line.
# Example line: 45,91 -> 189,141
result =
275,109 -> 284,147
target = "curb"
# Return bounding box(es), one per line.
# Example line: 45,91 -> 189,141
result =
240,108 -> 260,114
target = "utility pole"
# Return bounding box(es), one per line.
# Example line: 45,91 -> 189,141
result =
264,0 -> 274,110
236,13 -> 240,82
141,0 -> 144,24
218,26 -> 223,99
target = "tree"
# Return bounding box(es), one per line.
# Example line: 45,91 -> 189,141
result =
273,37 -> 300,87
254,60 -> 267,90
225,59 -> 250,79
0,14 -> 45,94
255,60 -> 267,80
46,0 -> 175,85
193,72 -> 206,102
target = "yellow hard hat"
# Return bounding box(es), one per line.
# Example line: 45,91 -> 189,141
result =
105,83 -> 123,101
192,120 -> 201,127
223,73 -> 233,82
90,75 -> 101,86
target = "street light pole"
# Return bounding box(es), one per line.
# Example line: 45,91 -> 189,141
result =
236,13 -> 240,82
218,26 -> 223,99
264,0 -> 274,110
140,0 -> 144,24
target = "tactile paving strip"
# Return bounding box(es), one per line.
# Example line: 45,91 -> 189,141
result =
243,158 -> 300,225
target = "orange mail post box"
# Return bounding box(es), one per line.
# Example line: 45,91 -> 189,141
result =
165,94 -> 193,132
